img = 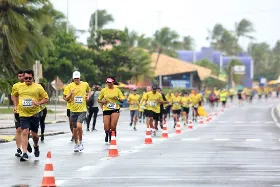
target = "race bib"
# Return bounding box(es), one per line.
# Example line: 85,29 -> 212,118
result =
174,102 -> 179,106
22,99 -> 32,107
140,106 -> 145,109
74,96 -> 83,104
149,101 -> 156,107
132,104 -> 138,107
183,102 -> 188,107
107,103 -> 116,110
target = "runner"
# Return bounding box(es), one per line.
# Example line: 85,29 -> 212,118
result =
138,91 -> 146,123
181,92 -> 192,126
142,85 -> 163,136
158,87 -> 168,128
219,89 -> 228,108
127,88 -> 140,131
171,91 -> 182,128
165,90 -> 173,118
38,83 -> 48,142
63,80 -> 74,141
12,69 -> 49,161
86,85 -> 101,131
98,77 -> 124,143
190,89 -> 202,122
11,70 -> 32,157
65,71 -> 91,152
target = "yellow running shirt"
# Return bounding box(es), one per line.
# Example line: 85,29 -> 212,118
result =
11,82 -> 22,113
63,84 -> 72,110
128,94 -> 140,111
171,96 -> 182,110
190,94 -> 202,107
12,83 -> 49,117
67,82 -> 91,112
98,87 -> 125,111
143,91 -> 163,114
181,96 -> 192,108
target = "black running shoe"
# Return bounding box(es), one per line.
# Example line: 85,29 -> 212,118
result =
41,134 -> 44,142
105,133 -> 109,143
27,142 -> 32,153
34,146 -> 40,157
15,148 -> 22,157
129,122 -> 133,127
133,127 -> 137,131
71,136 -> 74,142
20,153 -> 29,161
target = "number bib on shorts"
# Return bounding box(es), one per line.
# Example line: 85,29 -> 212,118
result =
107,103 -> 116,110
74,96 -> 83,104
149,101 -> 156,107
22,99 -> 32,107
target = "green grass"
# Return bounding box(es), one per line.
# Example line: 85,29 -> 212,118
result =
0,108 -> 57,114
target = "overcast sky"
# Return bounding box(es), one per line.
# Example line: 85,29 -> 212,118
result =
50,0 -> 279,50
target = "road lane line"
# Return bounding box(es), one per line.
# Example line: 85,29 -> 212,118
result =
246,139 -> 261,142
76,166 -> 94,171
181,138 -> 200,141
213,138 -> 229,141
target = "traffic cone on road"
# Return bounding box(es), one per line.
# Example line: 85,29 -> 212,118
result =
188,118 -> 193,129
161,124 -> 169,138
199,117 -> 204,124
175,121 -> 181,134
108,131 -> 119,157
41,151 -> 56,187
144,128 -> 152,144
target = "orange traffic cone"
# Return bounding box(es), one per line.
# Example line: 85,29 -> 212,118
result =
199,117 -> 204,124
41,151 -> 56,187
175,121 -> 181,134
108,131 -> 119,157
161,124 -> 169,138
188,118 -> 193,129
144,128 -> 152,144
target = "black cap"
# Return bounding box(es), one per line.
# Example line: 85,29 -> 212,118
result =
152,85 -> 158,90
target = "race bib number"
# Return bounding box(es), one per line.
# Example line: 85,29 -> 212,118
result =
74,96 -> 83,104
149,101 -> 156,107
132,104 -> 138,107
174,102 -> 179,106
22,99 -> 32,107
107,103 -> 116,110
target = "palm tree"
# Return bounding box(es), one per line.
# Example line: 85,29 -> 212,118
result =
137,34 -> 152,50
124,27 -> 138,47
129,48 -> 154,85
89,9 -> 114,30
182,36 -> 195,50
0,0 -> 53,79
235,19 -> 255,43
153,27 -> 179,70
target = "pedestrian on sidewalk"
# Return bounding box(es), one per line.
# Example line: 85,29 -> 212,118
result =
38,83 -> 48,142
86,85 -> 101,131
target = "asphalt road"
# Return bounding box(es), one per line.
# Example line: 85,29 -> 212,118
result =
1,98 -> 280,187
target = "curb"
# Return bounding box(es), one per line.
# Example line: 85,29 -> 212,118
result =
0,131 -> 66,143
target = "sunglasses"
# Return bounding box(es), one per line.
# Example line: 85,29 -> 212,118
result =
24,77 -> 33,80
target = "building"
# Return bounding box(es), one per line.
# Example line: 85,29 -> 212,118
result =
177,47 -> 254,88
152,53 -> 222,89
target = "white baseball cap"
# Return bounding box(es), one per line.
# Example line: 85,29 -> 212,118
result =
73,71 -> 81,79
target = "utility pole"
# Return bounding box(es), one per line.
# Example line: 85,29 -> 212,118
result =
157,11 -> 162,88
66,0 -> 69,33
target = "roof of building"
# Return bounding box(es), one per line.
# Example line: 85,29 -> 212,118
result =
151,53 -> 213,80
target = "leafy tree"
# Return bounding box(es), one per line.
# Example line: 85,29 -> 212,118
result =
235,19 -> 255,42
137,34 -> 152,49
195,59 -> 219,76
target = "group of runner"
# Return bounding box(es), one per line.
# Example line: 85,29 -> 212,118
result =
11,69 -> 277,159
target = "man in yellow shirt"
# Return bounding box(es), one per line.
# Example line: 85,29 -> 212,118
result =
11,70 -> 32,158
65,71 -> 91,152
143,85 -> 163,136
12,69 -> 49,161
165,90 -> 173,118
127,88 -> 140,131
190,89 -> 202,122
63,80 -> 74,141
171,91 -> 182,128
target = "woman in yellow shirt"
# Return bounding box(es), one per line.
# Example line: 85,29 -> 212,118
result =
181,92 -> 192,126
98,77 -> 125,143
171,91 -> 182,128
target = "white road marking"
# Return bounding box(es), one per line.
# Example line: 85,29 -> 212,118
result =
234,121 -> 244,123
181,138 -> 200,141
213,138 -> 230,141
76,166 -> 93,171
217,121 -> 227,124
246,139 -> 261,142
99,157 -> 111,161
56,180 -> 66,186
